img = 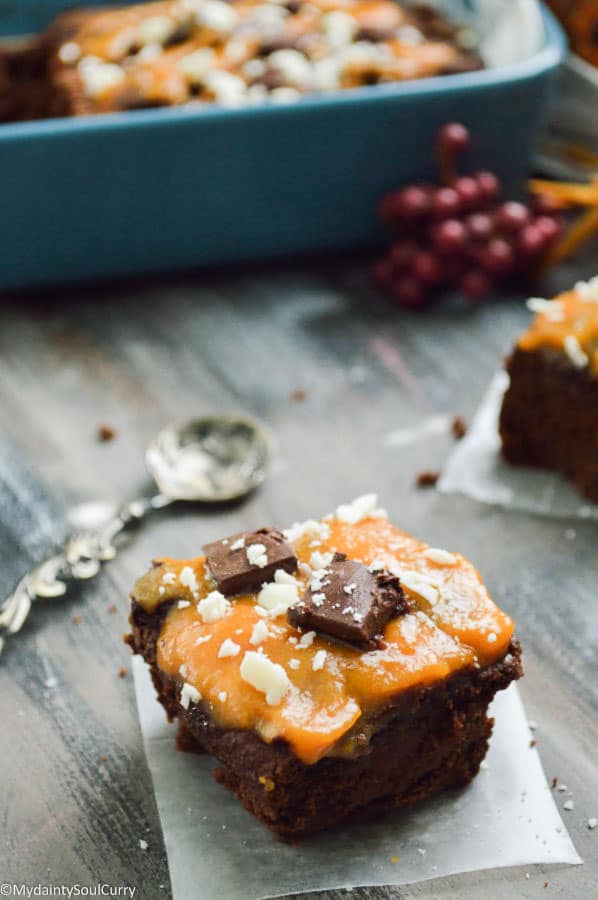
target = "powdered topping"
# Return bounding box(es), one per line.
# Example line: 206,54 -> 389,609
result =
312,649 -> 327,671
284,519 -> 331,544
197,590 -> 231,623
179,565 -> 199,596
218,638 -> 241,658
180,682 -> 201,709
526,297 -> 564,321
400,571 -> 439,606
297,631 -> 315,648
310,550 -> 334,570
574,276 -> 598,302
240,651 -> 290,705
250,620 -> 270,645
273,569 -> 298,586
194,634 -> 212,646
424,548 -> 457,566
563,335 -> 589,369
335,494 -> 387,524
519,285 -> 598,375
257,581 -> 299,617
246,543 -> 268,568
58,42 -> 81,64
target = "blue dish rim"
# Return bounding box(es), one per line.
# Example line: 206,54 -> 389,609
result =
0,4 -> 565,141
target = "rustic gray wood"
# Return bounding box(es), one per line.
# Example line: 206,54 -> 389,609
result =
0,255 -> 596,899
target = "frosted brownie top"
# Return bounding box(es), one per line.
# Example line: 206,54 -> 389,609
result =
131,495 -> 514,764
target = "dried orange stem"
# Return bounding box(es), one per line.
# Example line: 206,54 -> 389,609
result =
538,205 -> 598,275
528,178 -> 598,209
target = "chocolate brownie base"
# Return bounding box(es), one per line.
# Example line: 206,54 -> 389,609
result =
500,346 -> 598,502
0,31 -> 90,124
128,601 -> 522,842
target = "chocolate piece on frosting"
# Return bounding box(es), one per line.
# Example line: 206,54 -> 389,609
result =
287,553 -> 407,647
203,527 -> 297,596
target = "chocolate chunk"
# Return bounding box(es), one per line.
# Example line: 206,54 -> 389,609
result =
203,527 -> 297,596
287,553 -> 406,647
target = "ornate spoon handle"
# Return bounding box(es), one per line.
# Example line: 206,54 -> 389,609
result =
0,493 -> 172,656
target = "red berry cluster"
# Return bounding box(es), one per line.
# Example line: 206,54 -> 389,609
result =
374,124 -> 563,307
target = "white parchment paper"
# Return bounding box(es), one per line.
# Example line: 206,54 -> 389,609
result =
439,372 -> 598,521
132,657 -> 580,900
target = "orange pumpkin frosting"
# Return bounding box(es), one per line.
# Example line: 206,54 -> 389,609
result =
132,497 -> 514,764
518,280 -> 598,376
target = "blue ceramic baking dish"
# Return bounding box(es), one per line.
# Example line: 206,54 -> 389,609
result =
0,4 -> 565,291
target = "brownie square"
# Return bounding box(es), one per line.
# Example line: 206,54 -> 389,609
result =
129,597 -> 521,841
128,504 -> 521,841
499,288 -> 598,502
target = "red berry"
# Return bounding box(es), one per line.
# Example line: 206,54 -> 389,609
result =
390,241 -> 419,269
432,187 -> 461,220
475,171 -> 501,202
412,250 -> 442,284
460,270 -> 493,300
480,238 -> 514,275
518,225 -> 545,257
373,257 -> 394,285
465,212 -> 493,242
534,215 -> 561,243
453,176 -> 481,210
437,123 -> 471,156
432,219 -> 467,253
395,186 -> 431,221
495,201 -> 531,234
391,275 -> 428,308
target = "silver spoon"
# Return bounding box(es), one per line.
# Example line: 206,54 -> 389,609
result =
0,414 -> 270,655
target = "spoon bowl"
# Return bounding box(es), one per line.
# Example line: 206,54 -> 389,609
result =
145,414 -> 270,503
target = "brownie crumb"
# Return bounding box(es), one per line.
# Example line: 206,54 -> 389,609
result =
552,776 -> 558,788
118,666 -> 128,678
101,754 -> 109,762
530,739 -> 537,748
108,604 -> 118,614
416,469 -> 440,488
98,424 -> 116,442
544,882 -> 549,889
451,415 -> 467,440
290,388 -> 308,402
72,614 -> 81,624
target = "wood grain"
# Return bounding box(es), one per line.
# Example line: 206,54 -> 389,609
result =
1,254 -> 596,898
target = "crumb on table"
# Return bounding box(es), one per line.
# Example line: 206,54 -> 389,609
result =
451,415 -> 467,440
416,470 -> 440,488
97,424 -> 116,442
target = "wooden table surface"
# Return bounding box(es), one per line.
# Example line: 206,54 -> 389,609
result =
1,254 -> 596,899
